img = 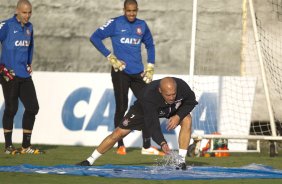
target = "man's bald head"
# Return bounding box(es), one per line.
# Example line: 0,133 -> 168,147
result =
17,0 -> 32,9
16,0 -> 32,26
160,77 -> 177,91
159,77 -> 177,104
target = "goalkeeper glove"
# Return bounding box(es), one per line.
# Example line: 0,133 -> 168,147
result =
0,65 -> 15,82
107,54 -> 126,72
142,63 -> 154,83
27,64 -> 32,74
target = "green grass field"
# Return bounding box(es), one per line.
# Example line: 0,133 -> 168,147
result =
0,142 -> 282,184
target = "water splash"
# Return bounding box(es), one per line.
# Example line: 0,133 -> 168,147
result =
153,151 -> 194,173
155,151 -> 182,168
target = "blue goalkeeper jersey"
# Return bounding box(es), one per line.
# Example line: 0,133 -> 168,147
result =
0,15 -> 34,78
90,15 -> 155,74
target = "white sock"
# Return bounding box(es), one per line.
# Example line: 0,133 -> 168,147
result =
87,149 -> 102,165
179,149 -> 187,163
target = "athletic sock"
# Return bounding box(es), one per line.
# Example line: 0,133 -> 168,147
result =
179,149 -> 188,163
4,131 -> 12,148
87,149 -> 102,165
142,138 -> 151,149
22,133 -> 32,148
117,140 -> 124,148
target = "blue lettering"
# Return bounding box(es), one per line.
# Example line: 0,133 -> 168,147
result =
61,87 -> 91,131
192,92 -> 218,134
85,89 -> 115,131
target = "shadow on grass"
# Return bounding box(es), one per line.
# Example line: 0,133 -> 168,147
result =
30,144 -> 59,151
0,143 -> 58,152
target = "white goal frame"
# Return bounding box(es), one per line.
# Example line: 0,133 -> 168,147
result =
189,0 -> 282,154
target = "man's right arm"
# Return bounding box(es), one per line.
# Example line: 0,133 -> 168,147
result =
89,19 -> 125,71
89,19 -> 115,57
0,21 -> 8,43
149,123 -> 170,154
0,21 -> 8,56
150,120 -> 167,147
142,101 -> 166,146
0,21 -> 14,81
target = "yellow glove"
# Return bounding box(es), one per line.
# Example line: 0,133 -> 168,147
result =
107,54 -> 126,72
142,63 -> 154,83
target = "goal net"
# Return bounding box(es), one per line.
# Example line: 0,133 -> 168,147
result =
190,0 -> 282,152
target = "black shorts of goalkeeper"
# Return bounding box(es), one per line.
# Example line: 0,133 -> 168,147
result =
118,103 -> 144,131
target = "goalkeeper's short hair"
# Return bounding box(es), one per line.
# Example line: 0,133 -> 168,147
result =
124,0 -> 138,8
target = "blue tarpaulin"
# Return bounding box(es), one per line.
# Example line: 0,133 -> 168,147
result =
1,164 -> 282,180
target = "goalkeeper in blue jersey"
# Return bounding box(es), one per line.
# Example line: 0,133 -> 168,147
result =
90,0 -> 163,155
0,0 -> 43,155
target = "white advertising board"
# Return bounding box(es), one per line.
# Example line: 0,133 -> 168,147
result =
0,72 -> 256,150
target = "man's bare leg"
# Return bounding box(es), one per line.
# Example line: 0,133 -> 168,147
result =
178,114 -> 192,150
97,127 -> 131,154
84,127 -> 131,165
177,114 -> 192,169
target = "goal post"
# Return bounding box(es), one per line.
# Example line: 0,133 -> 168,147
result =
248,0 -> 276,137
189,0 -> 282,154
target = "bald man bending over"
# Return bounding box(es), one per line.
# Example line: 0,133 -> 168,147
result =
77,77 -> 198,170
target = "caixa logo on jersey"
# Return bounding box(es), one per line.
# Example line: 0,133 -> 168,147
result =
15,40 -> 30,47
120,37 -> 141,45
60,87 -> 179,135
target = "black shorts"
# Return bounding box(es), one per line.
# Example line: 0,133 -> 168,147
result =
118,103 -> 144,131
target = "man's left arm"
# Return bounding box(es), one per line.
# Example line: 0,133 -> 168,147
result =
176,88 -> 198,122
26,28 -> 34,74
142,23 -> 155,83
142,23 -> 155,64
27,29 -> 34,65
